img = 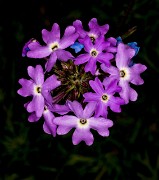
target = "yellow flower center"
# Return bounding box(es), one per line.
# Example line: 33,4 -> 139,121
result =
90,49 -> 98,57
50,42 -> 59,51
79,118 -> 87,125
90,36 -> 95,43
101,94 -> 109,103
120,70 -> 126,78
102,94 -> 108,101
36,86 -> 41,93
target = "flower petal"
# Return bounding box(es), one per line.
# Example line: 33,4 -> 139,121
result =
82,36 -> 93,52
108,96 -> 124,112
53,115 -> 78,135
129,86 -> 138,102
28,112 -> 40,122
106,37 -> 117,46
97,53 -> 113,66
74,54 -> 90,65
73,20 -> 86,38
42,23 -> 60,44
116,43 -> 135,68
93,36 -> 105,50
27,46 -> 51,58
53,104 -> 70,115
105,46 -> 117,53
53,115 -> 78,126
83,92 -> 100,102
17,79 -> 34,97
22,38 -> 40,57
83,102 -> 96,118
119,80 -> 138,104
28,40 -> 41,50
43,110 -> 56,137
85,58 -> 97,75
99,52 -> 114,61
89,77 -> 104,94
67,101 -> 83,118
101,64 -> 119,76
88,18 -> 98,29
56,49 -> 74,61
72,128 -> 94,146
89,117 -> 113,136
64,26 -> 76,36
95,102 -> 108,118
45,52 -> 57,72
45,92 -> 54,105
130,64 -> 147,85
89,18 -> 109,35
43,74 -> 61,91
57,126 -> 73,135
103,78 -> 121,94
27,95 -> 44,117
28,65 -> 44,85
59,32 -> 79,49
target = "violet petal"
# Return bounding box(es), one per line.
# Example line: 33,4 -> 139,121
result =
72,128 -> 94,146
27,46 -> 51,58
27,65 -> 44,85
67,101 -> 83,118
56,49 -> 74,61
17,79 -> 34,97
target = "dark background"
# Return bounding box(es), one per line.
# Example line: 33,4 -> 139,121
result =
0,0 -> 159,179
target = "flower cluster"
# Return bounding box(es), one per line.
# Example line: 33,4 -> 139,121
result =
18,18 -> 147,146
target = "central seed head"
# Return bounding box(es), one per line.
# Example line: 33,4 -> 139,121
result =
120,70 -> 126,77
51,60 -> 93,103
80,118 -> 87,124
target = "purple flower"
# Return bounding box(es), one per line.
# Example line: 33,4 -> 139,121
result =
52,103 -> 70,115
27,104 -> 57,137
26,23 -> 79,72
101,43 -> 147,104
17,65 -> 61,117
18,18 -> 148,146
116,36 -> 140,56
53,101 -> 113,146
25,102 -> 70,137
42,105 -> 56,136
73,18 -> 109,42
74,36 -> 114,75
83,77 -> 125,118
105,37 -> 117,53
22,38 -> 40,57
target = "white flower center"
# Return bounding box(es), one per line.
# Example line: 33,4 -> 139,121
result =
44,105 -> 48,111
49,42 -> 59,51
88,33 -> 97,43
101,94 -> 109,103
34,85 -> 42,95
43,105 -> 49,114
119,68 -> 130,80
77,118 -> 89,129
90,48 -> 98,57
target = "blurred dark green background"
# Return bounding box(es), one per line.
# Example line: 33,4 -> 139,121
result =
0,0 -> 159,179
